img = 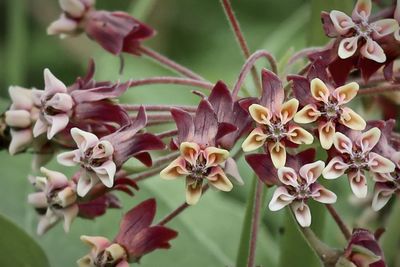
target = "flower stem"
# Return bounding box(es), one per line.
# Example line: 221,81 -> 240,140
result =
358,84 -> 400,95
290,209 -> 341,267
220,0 -> 262,92
325,204 -> 351,240
246,178 -> 263,267
138,46 -> 206,81
158,185 -> 209,226
156,129 -> 178,139
128,76 -> 213,90
121,104 -> 197,112
232,50 -> 278,99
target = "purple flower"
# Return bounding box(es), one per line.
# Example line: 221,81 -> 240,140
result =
58,107 -> 165,196
241,69 -> 313,168
323,127 -> 395,198
77,199 -> 177,266
160,99 -> 237,205
28,167 -> 78,235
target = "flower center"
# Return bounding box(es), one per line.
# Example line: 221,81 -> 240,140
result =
320,99 -> 341,120
266,121 -> 287,141
94,244 -> 127,267
47,187 -> 76,210
354,21 -> 374,39
349,150 -> 369,170
80,148 -> 107,170
295,183 -> 312,200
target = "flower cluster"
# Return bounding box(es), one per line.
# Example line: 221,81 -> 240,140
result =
3,0 -> 400,266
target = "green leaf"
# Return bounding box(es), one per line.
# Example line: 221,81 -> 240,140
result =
382,200 -> 400,267
0,214 -> 50,267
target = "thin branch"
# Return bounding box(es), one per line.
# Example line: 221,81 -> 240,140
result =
158,185 -> 210,226
128,76 -> 213,90
138,46 -> 206,81
220,0 -> 262,92
325,204 -> 351,240
232,50 -> 278,98
156,129 -> 178,139
246,179 -> 263,267
358,84 -> 400,95
120,104 -> 197,112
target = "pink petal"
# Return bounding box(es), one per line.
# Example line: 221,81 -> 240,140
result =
310,184 -> 337,204
299,161 -> 325,185
277,167 -> 299,187
47,15 -> 78,36
318,121 -> 336,150
116,261 -> 130,267
352,0 -> 372,21
368,152 -> 396,173
268,141 -> 287,168
37,213 -> 59,236
33,118 -> 48,138
8,86 -> 33,110
179,142 -> 200,166
338,37 -> 359,59
46,93 -> 74,112
333,132 -> 353,154
91,161 -> 117,188
91,140 -> 114,159
371,19 -> 399,39
360,39 -> 386,63
40,167 -> 69,187
59,0 -> 85,17
9,129 -> 33,155
268,186 -> 295,211
348,171 -> 368,198
260,69 -> 284,111
62,204 -> 79,233
359,127 -> 381,152
372,183 -> 396,211
47,114 -> 70,139
43,68 -> 67,95
159,157 -> 189,180
5,110 -> 31,128
80,235 -> 111,252
27,192 -> 47,208
330,10 -> 355,35
323,156 -> 349,179
207,166 -> 233,191
57,150 -> 79,166
70,127 -> 99,151
291,201 -> 312,227
223,157 -> 244,185
77,170 -> 98,197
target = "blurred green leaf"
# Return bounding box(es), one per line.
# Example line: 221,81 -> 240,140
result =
0,214 -> 50,267
382,200 -> 400,267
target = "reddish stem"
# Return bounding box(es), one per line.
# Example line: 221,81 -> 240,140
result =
138,46 -> 206,81
232,50 -> 278,99
358,84 -> 400,95
246,179 -> 263,267
121,104 -> 197,112
220,0 -> 262,92
325,204 -> 351,240
158,185 -> 210,226
156,129 -> 178,139
128,76 -> 213,90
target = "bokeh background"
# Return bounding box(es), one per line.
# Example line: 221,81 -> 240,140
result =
1,0 -> 399,266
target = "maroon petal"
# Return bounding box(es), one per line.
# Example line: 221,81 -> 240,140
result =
321,11 -> 338,38
307,59 -> 330,84
245,153 -> 279,186
115,199 -> 157,246
216,122 -> 237,143
285,148 -> 316,172
193,99 -> 218,146
358,57 -> 384,83
287,75 -> 313,106
259,69 -> 284,110
328,56 -> 356,86
71,82 -> 130,103
171,108 -> 194,144
78,194 -> 121,219
134,152 -> 153,167
208,81 -> 233,122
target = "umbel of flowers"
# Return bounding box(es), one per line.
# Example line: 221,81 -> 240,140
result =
3,0 -> 400,266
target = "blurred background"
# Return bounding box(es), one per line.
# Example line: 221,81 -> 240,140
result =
1,0 -> 399,266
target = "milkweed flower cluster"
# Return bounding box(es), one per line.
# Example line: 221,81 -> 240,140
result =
3,0 -> 400,266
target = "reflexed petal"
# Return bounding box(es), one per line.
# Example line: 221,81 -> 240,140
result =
268,186 -> 295,211
76,171 -> 97,197
80,235 -> 111,252
9,129 -> 33,155
46,93 -> 74,111
248,104 -> 271,125
62,205 -> 79,233
268,142 -> 286,168
360,39 -> 386,63
359,127 -> 381,152
91,140 -> 114,159
70,127 -> 99,151
368,152 -> 396,173
47,15 -> 78,36
241,128 -> 268,152
59,0 -> 85,17
352,0 -> 372,21
279,99 -> 299,124
8,86 -> 33,110
33,118 -> 48,138
185,177 -> 203,205
57,150 -> 79,166
338,37 -> 359,59
372,183 -> 396,211
160,157 -> 189,180
371,19 -> 399,39
179,142 -> 200,166
299,161 -> 325,185
318,121 -> 336,150
204,147 -> 229,167
5,110 -> 31,128
37,213 -> 59,235
207,167 -> 233,191
334,82 -> 359,104
223,157 -> 244,185
43,68 -> 67,94
27,192 -> 47,208
40,167 -> 68,186
330,10 -> 355,35
323,156 -> 349,179
277,167 -> 299,187
333,132 -> 353,154
47,114 -> 70,139
291,201 -> 312,227
294,104 -> 321,124
91,161 -> 117,188
286,126 -> 314,145
339,107 -> 366,131
348,171 -> 368,198
310,78 -> 330,103
310,184 -> 337,204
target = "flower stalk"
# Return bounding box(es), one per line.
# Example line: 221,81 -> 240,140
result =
325,204 -> 351,240
128,76 -> 213,90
